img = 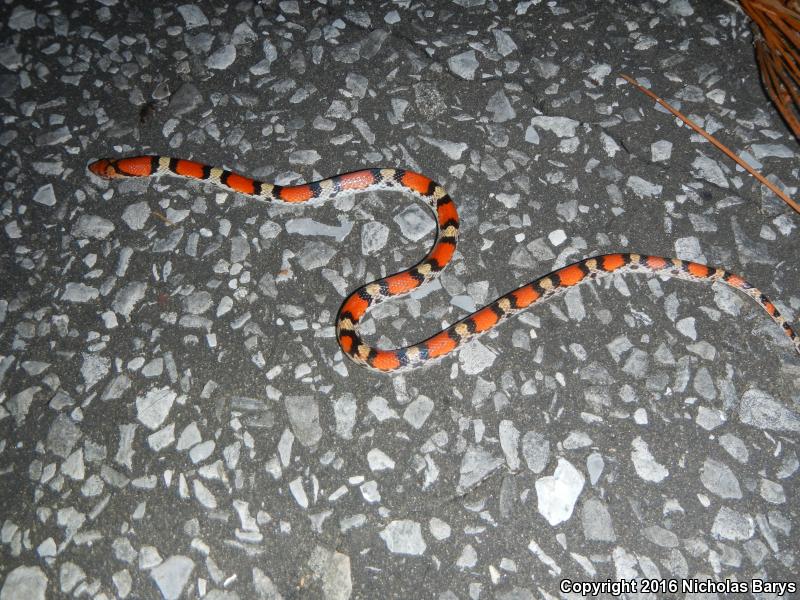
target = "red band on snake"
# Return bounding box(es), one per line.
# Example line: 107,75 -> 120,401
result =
88,156 -> 800,372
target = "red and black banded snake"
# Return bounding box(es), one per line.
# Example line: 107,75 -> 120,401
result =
88,155 -> 800,372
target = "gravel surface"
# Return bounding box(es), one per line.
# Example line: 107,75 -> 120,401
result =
1,1 -> 799,598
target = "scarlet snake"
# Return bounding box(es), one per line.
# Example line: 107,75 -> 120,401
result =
88,156 -> 800,372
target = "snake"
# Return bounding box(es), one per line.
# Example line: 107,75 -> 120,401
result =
88,155 -> 800,372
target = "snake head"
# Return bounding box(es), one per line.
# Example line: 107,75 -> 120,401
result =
88,159 -> 120,178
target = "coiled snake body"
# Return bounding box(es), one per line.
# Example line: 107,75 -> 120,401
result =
89,156 -> 800,372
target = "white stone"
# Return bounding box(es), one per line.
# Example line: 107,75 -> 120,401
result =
149,556 -> 195,600
548,229 -> 567,246
419,136 -> 468,160
112,282 -> 147,320
33,184 -> 56,206
676,317 -> 697,340
122,202 -> 150,230
379,520 -> 426,555
1,566 -> 47,600
207,44 -> 236,70
177,422 -> 202,450
192,479 -> 217,509
630,437 -> 668,482
719,433 -> 749,463
486,90 -> 515,123
148,424 -> 175,452
136,387 -> 177,430
692,155 -> 728,188
458,339 -> 497,374
308,546 -> 352,600
530,116 -> 579,138
581,497 -> 616,542
626,176 -> 662,198
367,448 -> 395,471
429,517 -> 451,540
493,29 -> 517,56
394,204 -> 434,242
585,62 -> 611,85
177,4 -> 208,28
361,222 -> 389,255
711,507 -> 754,541
651,140 -> 672,162
535,458 -> 585,526
586,451 -> 604,484
189,440 -> 215,464
456,544 -> 477,569
289,477 -> 309,508
61,282 -> 99,303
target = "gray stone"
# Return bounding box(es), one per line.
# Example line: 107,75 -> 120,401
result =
169,83 -> 202,116
150,555 -> 195,600
711,507 -> 754,541
739,389 -> 800,432
285,396 -> 322,446
8,386 -> 41,426
457,445 -> 503,492
207,44 -> 236,70
1,566 -> 47,600
492,29 -> 517,56
72,214 -> 114,239
177,4 -> 208,28
626,176 -> 662,198
394,204 -> 434,242
308,546 -> 352,600
403,396 -> 433,429
521,430 -> 549,473
121,202 -> 150,230
297,241 -> 336,270
581,497 -> 616,542
183,291 -> 213,315
252,567 -> 283,599
700,458 -> 742,499
361,222 -> 388,255
486,90 -> 515,123
692,154 -> 728,188
448,50 -> 479,80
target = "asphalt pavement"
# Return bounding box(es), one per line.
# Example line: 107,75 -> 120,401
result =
1,1 -> 799,598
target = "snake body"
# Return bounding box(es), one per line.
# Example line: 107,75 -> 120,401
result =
88,156 -> 800,372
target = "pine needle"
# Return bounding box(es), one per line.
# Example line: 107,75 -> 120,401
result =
151,211 -> 175,226
739,0 -> 800,141
620,73 -> 799,214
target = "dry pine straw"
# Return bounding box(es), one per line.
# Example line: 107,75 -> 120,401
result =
621,73 -> 800,215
